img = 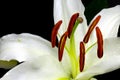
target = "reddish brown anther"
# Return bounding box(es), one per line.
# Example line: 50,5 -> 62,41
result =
79,42 -> 85,72
67,13 -> 79,38
83,15 -> 101,43
96,27 -> 103,58
58,31 -> 68,61
51,20 -> 62,47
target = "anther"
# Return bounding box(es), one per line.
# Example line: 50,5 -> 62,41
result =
79,42 -> 85,72
51,20 -> 62,47
96,27 -> 103,58
67,13 -> 79,38
83,15 -> 101,43
58,31 -> 68,61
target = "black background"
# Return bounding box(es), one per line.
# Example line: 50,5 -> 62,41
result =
0,0 -> 120,80
0,0 -> 120,40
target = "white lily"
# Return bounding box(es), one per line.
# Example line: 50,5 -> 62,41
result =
0,0 -> 120,80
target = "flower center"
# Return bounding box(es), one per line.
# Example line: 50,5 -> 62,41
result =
51,13 -> 103,78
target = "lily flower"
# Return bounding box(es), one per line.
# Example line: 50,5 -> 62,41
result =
0,0 -> 120,80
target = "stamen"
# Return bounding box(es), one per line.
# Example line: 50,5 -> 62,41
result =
79,42 -> 85,72
51,20 -> 62,47
67,13 -> 79,38
96,27 -> 103,58
58,31 -> 68,61
83,15 -> 101,43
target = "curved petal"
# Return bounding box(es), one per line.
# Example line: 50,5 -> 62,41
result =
0,55 -> 69,80
76,38 -> 120,79
90,5 -> 120,42
0,33 -> 57,62
54,0 -> 87,37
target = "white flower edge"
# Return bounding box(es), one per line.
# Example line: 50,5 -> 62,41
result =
90,5 -> 120,43
0,54 -> 69,80
0,33 -> 71,71
0,33 -> 57,62
1,38 -> 120,80
54,0 -> 88,38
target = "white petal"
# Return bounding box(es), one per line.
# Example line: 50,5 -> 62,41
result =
76,38 -> 120,79
90,78 -> 97,80
54,0 -> 88,56
0,33 -> 57,62
90,5 -> 120,41
54,0 -> 86,37
0,55 -> 69,80
61,49 -> 72,75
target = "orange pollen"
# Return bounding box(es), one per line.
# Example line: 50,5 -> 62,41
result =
79,42 -> 85,72
51,20 -> 62,47
96,27 -> 103,58
58,31 -> 68,61
83,15 -> 101,43
67,13 -> 79,38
